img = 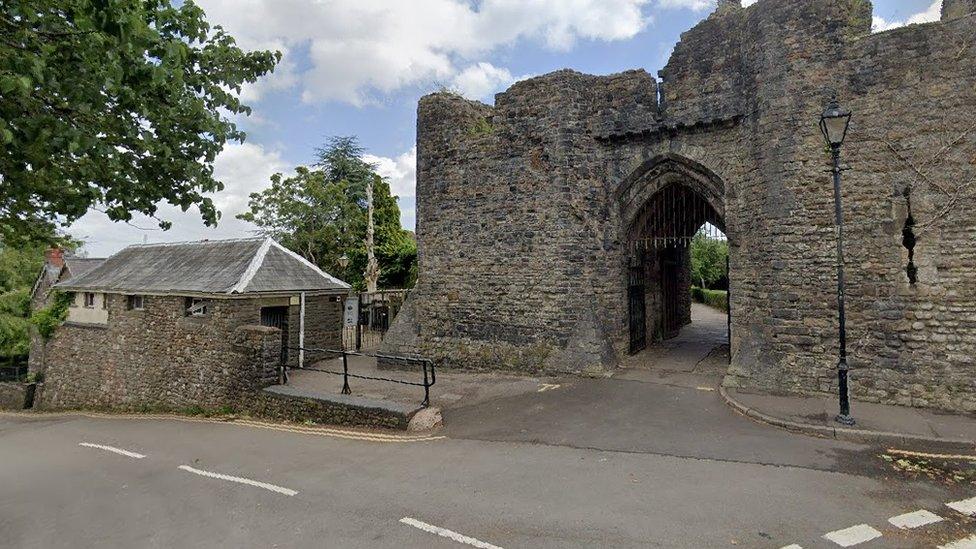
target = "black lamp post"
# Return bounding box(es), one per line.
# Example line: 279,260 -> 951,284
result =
819,95 -> 855,426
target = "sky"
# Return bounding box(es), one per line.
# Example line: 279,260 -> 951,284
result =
72,0 -> 945,257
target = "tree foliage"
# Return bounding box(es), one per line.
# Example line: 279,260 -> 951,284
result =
0,288 -> 31,358
238,137 -> 417,290
0,0 -> 280,244
0,231 -> 77,358
29,289 -> 72,340
690,230 -> 728,290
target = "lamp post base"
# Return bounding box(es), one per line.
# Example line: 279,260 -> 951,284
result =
835,413 -> 856,426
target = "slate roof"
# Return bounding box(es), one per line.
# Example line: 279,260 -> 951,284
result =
64,257 -> 105,279
30,255 -> 106,300
56,237 -> 350,295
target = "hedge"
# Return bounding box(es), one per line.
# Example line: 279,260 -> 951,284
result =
690,287 -> 728,312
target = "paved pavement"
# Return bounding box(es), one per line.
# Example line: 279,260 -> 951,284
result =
3,305 -> 976,548
287,355 -> 552,411
727,389 -> 976,445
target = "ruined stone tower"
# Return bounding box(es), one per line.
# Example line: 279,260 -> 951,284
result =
383,0 -> 976,411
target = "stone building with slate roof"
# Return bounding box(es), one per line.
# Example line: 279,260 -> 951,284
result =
30,249 -> 105,309
31,237 -> 350,412
28,250 -> 106,374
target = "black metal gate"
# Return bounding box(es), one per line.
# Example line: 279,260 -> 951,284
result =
627,182 -> 728,352
260,306 -> 289,364
342,290 -> 407,351
628,258 -> 646,354
660,253 -> 681,340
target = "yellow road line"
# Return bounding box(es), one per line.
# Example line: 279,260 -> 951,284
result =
0,410 -> 444,443
886,448 -> 976,461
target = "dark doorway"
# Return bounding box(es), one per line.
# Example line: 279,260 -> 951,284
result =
260,306 -> 290,364
626,182 -> 728,354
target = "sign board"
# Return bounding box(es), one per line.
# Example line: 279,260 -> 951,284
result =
343,296 -> 359,327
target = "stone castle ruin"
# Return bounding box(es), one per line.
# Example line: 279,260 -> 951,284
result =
383,0 -> 976,411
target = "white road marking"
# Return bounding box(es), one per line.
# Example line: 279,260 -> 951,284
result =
822,524 -> 883,547
177,465 -> 297,496
940,535 -> 976,549
887,509 -> 943,529
78,442 -> 146,459
695,386 -> 716,392
537,383 -> 560,393
399,517 -> 503,549
780,545 -> 803,549
947,496 -> 976,516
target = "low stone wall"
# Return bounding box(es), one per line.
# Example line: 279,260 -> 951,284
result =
33,318 -> 418,429
253,385 -> 419,430
0,382 -> 31,410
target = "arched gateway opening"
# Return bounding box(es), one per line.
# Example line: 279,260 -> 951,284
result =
616,155 -> 729,365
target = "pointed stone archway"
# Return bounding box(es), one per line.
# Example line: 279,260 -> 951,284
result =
615,154 -> 729,358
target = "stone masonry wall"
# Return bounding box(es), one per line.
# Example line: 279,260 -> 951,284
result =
0,382 -> 31,410
383,0 -> 976,411
36,293 -> 340,412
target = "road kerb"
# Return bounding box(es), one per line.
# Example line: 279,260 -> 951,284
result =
719,386 -> 975,449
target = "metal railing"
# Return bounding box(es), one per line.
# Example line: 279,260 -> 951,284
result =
0,363 -> 28,382
281,347 -> 435,407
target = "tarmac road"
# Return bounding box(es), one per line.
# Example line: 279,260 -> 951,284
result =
2,378 -> 975,549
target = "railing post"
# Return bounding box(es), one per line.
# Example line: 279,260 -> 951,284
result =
341,350 -> 351,395
421,361 -> 430,408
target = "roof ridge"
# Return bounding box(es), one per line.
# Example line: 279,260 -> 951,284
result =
125,236 -> 266,249
228,237 -> 274,294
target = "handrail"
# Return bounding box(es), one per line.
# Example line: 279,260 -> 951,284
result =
281,346 -> 435,407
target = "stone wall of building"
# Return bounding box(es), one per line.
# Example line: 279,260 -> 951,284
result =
383,0 -> 976,411
35,293 -> 341,412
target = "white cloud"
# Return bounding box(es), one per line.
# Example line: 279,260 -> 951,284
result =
364,147 -> 417,199
362,146 -> 419,229
70,142 -> 286,257
238,41 -> 299,103
196,0 -> 653,106
450,62 -> 516,101
872,0 -> 942,32
656,0 -> 714,10
73,142 -> 424,255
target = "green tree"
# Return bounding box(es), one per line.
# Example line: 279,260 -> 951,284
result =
0,233 -> 76,360
690,230 -> 728,289
0,0 -> 280,245
238,137 -> 416,290
238,166 -> 360,272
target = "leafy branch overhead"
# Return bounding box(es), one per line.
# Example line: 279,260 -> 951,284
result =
0,0 -> 280,244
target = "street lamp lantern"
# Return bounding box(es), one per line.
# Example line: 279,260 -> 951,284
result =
821,95 -> 856,427
338,254 -> 350,269
820,95 -> 852,149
